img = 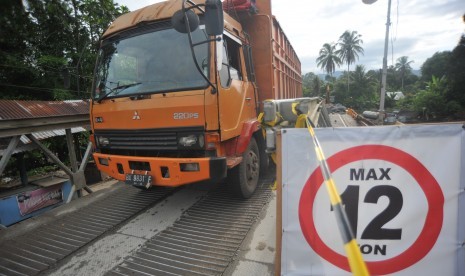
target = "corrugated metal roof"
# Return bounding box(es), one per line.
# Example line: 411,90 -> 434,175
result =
0,127 -> 88,156
0,100 -> 89,120
19,127 -> 87,144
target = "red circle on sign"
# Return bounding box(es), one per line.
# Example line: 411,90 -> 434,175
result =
299,145 -> 444,275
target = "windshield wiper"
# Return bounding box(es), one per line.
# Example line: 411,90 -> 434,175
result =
96,82 -> 142,103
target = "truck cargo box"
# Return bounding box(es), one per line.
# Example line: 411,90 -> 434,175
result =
231,2 -> 302,109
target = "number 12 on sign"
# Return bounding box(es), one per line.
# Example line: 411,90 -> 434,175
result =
332,185 -> 403,240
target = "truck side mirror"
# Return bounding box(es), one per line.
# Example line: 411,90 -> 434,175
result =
172,9 -> 200,33
205,0 -> 224,36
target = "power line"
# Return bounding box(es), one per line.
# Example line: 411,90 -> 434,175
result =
390,0 -> 400,66
0,50 -> 95,79
0,64 -> 93,80
0,83 -> 91,96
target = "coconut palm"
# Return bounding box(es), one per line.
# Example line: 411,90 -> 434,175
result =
352,65 -> 376,99
336,30 -> 364,93
352,65 -> 376,88
316,43 -> 342,77
395,56 -> 414,90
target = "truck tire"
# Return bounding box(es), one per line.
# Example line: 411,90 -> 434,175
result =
228,137 -> 260,198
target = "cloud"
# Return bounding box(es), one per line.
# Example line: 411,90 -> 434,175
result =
115,0 -> 464,75
404,0 -> 464,18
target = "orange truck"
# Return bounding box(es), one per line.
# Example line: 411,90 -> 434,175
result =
90,0 -> 302,198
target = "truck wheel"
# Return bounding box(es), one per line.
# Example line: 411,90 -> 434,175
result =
228,137 -> 260,198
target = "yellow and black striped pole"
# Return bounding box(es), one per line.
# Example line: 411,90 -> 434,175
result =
305,117 -> 370,276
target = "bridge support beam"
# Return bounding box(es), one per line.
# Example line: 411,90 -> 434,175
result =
26,133 -> 93,201
0,136 -> 20,176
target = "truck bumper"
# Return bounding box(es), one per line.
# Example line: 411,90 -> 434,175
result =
93,153 -> 227,187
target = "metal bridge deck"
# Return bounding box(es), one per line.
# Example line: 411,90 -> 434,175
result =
107,174 -> 274,276
0,171 -> 274,276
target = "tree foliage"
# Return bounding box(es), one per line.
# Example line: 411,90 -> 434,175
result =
336,30 -> 364,72
0,0 -> 129,100
395,56 -> 414,90
316,43 -> 341,77
315,30 -> 366,108
302,72 -> 323,97
311,16 -> 465,121
331,65 -> 376,110
420,51 -> 451,85
336,30 -> 364,93
446,34 -> 465,107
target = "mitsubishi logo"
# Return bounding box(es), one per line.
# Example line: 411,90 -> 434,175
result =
133,111 -> 141,120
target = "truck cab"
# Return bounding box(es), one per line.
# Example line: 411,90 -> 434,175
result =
91,0 -> 302,198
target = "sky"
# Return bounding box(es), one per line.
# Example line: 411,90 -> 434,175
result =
115,0 -> 464,75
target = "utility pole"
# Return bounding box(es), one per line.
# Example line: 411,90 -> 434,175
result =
379,0 -> 392,124
363,0 -> 392,124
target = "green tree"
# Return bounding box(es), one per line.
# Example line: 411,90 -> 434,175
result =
302,72 -> 315,96
0,0 -> 128,100
420,51 -> 451,86
446,14 -> 465,108
413,90 -> 446,120
302,72 -> 324,97
312,76 -> 322,97
413,76 -> 449,120
346,65 -> 376,110
329,65 -> 378,111
0,0 -> 38,99
316,43 -> 341,77
395,56 -> 414,91
401,72 -> 420,94
332,77 -> 349,106
336,30 -> 364,93
426,75 -> 447,95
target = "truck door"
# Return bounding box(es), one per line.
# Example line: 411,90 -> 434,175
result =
218,34 -> 256,141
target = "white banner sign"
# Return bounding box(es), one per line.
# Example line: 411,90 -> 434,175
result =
281,124 -> 465,275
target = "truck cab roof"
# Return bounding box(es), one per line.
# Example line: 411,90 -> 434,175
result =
102,0 -> 245,42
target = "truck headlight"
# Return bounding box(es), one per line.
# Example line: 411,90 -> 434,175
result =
179,135 -> 197,147
178,134 -> 204,149
98,136 -> 110,146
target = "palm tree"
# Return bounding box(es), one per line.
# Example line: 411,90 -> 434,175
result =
316,43 -> 342,77
336,30 -> 364,93
353,65 -> 376,98
395,56 -> 414,91
352,65 -> 376,88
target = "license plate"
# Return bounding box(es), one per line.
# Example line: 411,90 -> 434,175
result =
125,174 -> 152,188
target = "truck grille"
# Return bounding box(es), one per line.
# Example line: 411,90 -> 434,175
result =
94,127 -> 205,157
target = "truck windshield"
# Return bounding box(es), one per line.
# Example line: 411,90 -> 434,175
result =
93,25 -> 209,100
